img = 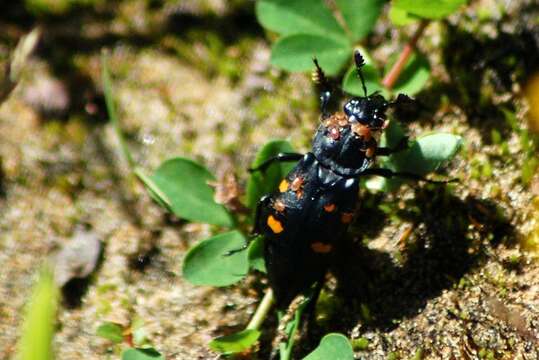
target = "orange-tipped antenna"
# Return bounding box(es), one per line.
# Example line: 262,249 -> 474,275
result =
354,50 -> 367,97
312,57 -> 330,88
312,57 -> 332,118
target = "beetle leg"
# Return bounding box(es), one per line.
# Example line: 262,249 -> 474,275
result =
252,195 -> 272,235
376,136 -> 410,156
223,239 -> 251,256
389,93 -> 414,107
361,167 -> 458,184
224,195 -> 272,257
249,152 -> 304,173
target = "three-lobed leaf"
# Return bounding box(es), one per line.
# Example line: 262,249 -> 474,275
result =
257,0 -> 385,75
256,0 -> 346,39
303,333 -> 354,360
246,140 -> 296,210
270,34 -> 351,76
209,329 -> 261,354
148,157 -> 233,227
335,0 -> 385,42
183,231 -> 249,287
122,348 -> 163,360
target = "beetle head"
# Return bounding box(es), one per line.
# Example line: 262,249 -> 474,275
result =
343,94 -> 389,131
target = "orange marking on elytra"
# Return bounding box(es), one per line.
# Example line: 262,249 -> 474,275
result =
311,242 -> 332,253
341,212 -> 354,224
366,146 -> 375,158
267,215 -> 284,234
279,179 -> 289,192
323,203 -> 336,212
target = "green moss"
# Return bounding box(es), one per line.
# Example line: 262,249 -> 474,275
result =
315,289 -> 342,327
352,337 -> 369,351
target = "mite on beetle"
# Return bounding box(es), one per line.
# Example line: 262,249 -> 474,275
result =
245,50 -> 448,309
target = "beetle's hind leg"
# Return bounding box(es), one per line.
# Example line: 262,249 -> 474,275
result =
249,152 -> 303,173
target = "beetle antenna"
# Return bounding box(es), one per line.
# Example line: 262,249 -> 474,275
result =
312,57 -> 332,118
312,58 -> 329,87
354,50 -> 368,97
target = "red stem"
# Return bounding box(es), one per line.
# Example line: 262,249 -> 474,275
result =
382,20 -> 429,90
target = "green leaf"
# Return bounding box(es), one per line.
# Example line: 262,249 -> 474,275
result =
134,168 -> 172,210
389,6 -> 420,26
271,34 -> 351,76
247,236 -> 266,273
122,348 -> 164,360
96,322 -> 124,344
303,333 -> 354,360
393,0 -> 467,19
380,120 -> 406,148
149,157 -> 233,227
335,0 -> 384,42
385,52 -> 430,96
183,231 -> 249,287
209,329 -> 261,354
256,0 -> 346,40
367,133 -> 462,191
388,133 -> 463,175
342,64 -> 386,97
246,140 -> 295,209
17,267 -> 58,360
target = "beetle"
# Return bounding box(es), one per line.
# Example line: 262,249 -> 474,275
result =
247,51 -> 446,309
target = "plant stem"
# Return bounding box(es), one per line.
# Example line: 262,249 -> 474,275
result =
279,306 -> 303,360
101,52 -> 135,170
382,20 -> 429,90
247,288 -> 274,330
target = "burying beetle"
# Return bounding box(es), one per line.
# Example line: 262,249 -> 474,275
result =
233,50 -> 451,310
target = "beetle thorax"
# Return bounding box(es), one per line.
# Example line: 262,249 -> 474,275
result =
312,112 -> 379,174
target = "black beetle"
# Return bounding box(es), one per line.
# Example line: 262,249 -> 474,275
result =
247,51 -> 445,309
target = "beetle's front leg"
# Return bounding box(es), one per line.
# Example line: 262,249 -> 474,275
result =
249,153 -> 303,173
